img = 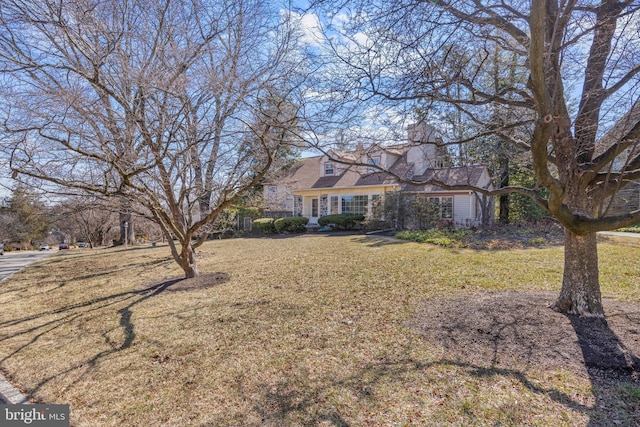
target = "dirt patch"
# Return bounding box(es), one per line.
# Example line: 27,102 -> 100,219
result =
144,272 -> 231,293
467,225 -> 565,249
409,291 -> 640,381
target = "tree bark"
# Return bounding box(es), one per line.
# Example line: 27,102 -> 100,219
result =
498,152 -> 509,224
182,245 -> 199,278
166,233 -> 199,278
552,229 -> 604,317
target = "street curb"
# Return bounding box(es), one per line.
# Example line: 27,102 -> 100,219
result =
0,375 -> 28,404
0,252 -> 44,405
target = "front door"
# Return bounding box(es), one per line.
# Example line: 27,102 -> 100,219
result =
311,198 -> 319,223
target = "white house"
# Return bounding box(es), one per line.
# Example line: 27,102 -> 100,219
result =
263,123 -> 494,227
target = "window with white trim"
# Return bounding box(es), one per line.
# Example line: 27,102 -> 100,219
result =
367,156 -> 381,172
428,196 -> 453,219
324,162 -> 334,176
342,195 -> 368,215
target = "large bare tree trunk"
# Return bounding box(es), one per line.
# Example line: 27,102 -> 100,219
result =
497,152 -> 509,224
552,230 -> 604,317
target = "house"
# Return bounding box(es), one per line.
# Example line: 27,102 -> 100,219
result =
263,123 -> 494,227
597,100 -> 640,217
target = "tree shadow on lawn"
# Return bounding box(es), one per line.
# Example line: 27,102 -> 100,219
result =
213,357 -> 596,426
351,234 -> 412,247
201,291 -> 639,426
410,291 -> 640,426
0,272 -> 230,401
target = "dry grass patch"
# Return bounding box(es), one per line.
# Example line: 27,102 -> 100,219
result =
0,235 -> 638,426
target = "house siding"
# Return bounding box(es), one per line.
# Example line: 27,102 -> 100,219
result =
606,183 -> 640,216
454,194 -> 472,226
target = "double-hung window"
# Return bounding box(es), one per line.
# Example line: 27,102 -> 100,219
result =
324,163 -> 334,176
428,196 -> 454,219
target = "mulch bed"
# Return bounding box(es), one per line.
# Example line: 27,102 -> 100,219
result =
409,290 -> 640,382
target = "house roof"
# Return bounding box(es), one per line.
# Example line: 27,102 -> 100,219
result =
265,156 -> 323,188
353,152 -> 413,186
266,153 -> 490,193
406,166 -> 489,192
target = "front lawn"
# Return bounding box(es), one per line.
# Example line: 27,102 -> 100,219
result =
0,234 -> 638,425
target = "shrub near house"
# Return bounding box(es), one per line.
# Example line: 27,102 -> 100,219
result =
253,218 -> 276,234
318,214 -> 365,230
253,217 -> 309,234
274,217 -> 309,233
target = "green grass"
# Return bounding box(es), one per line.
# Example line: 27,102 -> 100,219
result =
395,228 -> 475,247
617,224 -> 640,233
0,235 -> 638,425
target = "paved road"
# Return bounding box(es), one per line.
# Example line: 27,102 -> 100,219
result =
0,250 -> 54,283
0,250 -> 55,404
598,231 -> 640,239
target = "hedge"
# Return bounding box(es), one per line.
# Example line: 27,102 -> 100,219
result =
253,218 -> 276,234
317,213 -> 365,230
274,216 -> 309,233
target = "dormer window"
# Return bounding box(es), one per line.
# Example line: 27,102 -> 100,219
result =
367,156 -> 381,172
324,162 -> 334,176
406,169 -> 414,180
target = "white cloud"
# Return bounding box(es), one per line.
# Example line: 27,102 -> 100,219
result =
287,11 -> 326,48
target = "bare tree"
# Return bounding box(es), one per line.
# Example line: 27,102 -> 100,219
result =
0,0 -> 304,277
309,0 -> 640,316
52,197 -> 119,248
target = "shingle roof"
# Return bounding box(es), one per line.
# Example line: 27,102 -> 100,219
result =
266,154 -> 489,192
354,153 -> 412,186
406,166 -> 488,191
264,156 -> 323,188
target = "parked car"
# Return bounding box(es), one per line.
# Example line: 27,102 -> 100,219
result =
0,243 -> 4,255
77,243 -> 87,248
39,244 -> 50,251
59,243 -> 70,250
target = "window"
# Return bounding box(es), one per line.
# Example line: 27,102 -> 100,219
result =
267,186 -> 277,199
311,198 -> 319,217
367,156 -> 381,172
441,197 -> 453,218
342,195 -> 368,215
406,169 -> 414,179
435,159 -> 446,168
428,196 -> 454,219
324,162 -> 334,176
330,196 -> 339,214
